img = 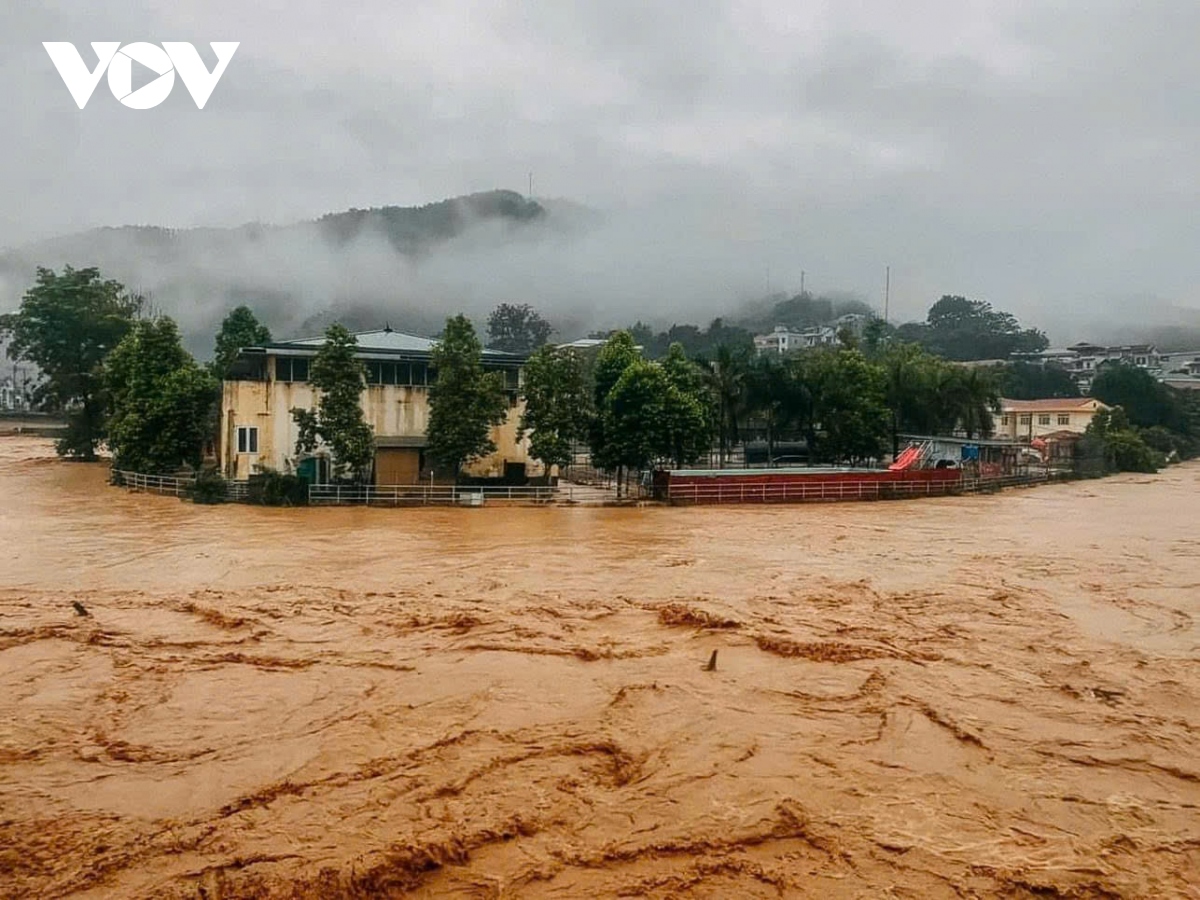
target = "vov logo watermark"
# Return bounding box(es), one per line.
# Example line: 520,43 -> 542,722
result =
43,42 -> 240,110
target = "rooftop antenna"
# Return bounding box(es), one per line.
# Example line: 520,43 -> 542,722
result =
528,171 -> 533,198
383,321 -> 393,333
801,270 -> 806,296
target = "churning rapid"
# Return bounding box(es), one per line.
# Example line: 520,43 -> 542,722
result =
0,435 -> 1197,898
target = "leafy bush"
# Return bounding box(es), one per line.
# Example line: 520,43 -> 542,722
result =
1104,430 -> 1162,473
247,468 -> 308,506
189,469 -> 229,504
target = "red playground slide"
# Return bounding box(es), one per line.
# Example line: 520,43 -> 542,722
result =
888,446 -> 921,471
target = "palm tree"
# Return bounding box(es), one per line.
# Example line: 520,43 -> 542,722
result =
953,367 -> 1000,438
701,345 -> 748,467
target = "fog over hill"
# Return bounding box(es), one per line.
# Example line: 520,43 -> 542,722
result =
2,187 -> 1199,356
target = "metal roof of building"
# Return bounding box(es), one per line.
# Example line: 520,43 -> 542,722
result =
1000,397 -> 1107,412
262,329 -> 521,359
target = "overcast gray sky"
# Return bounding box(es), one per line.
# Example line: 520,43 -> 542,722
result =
2,0 -> 1198,333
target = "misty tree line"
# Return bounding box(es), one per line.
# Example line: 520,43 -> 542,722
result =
2,266 -> 1194,486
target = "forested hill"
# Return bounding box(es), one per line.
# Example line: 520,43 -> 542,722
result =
0,190 -> 554,352
1,190 -> 547,264
314,190 -> 545,253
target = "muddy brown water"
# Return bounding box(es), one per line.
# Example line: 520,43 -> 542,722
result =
1,435 -> 1197,898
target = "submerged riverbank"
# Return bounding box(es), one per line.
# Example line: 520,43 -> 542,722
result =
1,435 -> 1197,898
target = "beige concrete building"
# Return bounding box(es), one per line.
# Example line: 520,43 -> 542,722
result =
996,397 -> 1110,441
218,329 -> 540,484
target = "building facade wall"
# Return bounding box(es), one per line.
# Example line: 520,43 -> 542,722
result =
219,357 -> 539,481
997,403 -> 1103,440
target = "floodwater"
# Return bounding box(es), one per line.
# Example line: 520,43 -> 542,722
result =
1,436 -> 1197,899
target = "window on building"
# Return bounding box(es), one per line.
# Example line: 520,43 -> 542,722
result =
1058,414 -> 1070,425
1038,414 -> 1051,425
1019,415 -> 1031,425
1000,415 -> 1011,426
395,362 -> 411,385
277,357 -> 309,382
365,361 -> 382,384
236,426 -> 259,454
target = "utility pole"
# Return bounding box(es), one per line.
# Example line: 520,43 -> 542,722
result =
884,266 -> 891,323
528,171 -> 533,198
801,270 -> 806,296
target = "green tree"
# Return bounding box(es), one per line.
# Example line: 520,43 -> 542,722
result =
426,315 -> 508,481
862,316 -> 897,356
602,359 -> 671,478
1091,364 -> 1188,434
212,305 -> 272,379
519,345 -> 591,476
807,349 -> 889,464
1,266 -> 141,459
699,344 -> 749,466
880,343 -> 942,456
589,331 -> 642,477
486,303 -> 553,354
105,317 -> 219,473
292,324 -> 375,481
746,353 -> 798,464
659,343 -> 712,467
1084,407 -> 1162,473
997,362 -> 1080,400
906,295 -> 1048,361
937,366 -> 1000,438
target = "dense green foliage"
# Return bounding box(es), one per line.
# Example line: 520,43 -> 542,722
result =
487,303 -> 553,354
896,295 -> 1048,361
292,324 -> 375,481
426,315 -> 508,480
0,266 -> 141,459
1089,363 -> 1197,460
212,305 -> 272,379
656,344 -> 712,467
316,190 -> 544,254
1082,408 -> 1163,474
518,345 -> 591,474
105,317 -> 219,473
699,344 -> 750,465
246,468 -> 309,505
1090,364 -> 1191,434
623,318 -> 756,360
996,362 -> 1081,400
189,468 -> 229,504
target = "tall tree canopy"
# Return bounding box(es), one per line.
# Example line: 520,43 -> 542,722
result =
486,303 -> 553,354
1090,363 -> 1190,434
997,362 -> 1081,400
589,330 -> 642,477
658,343 -> 712,467
899,295 -> 1048,361
519,345 -> 591,475
292,324 -> 375,480
426,315 -> 508,480
699,344 -> 750,466
212,305 -> 272,379
0,266 -> 141,459
105,317 -> 219,473
804,349 -> 891,464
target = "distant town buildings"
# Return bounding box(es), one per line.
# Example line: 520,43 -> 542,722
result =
1012,342 -> 1167,392
753,324 -> 839,354
0,376 -> 22,411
